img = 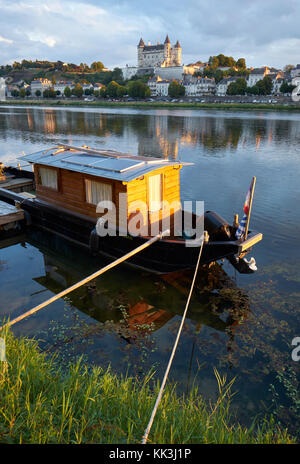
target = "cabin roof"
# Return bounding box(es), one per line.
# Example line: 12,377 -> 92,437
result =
20,146 -> 184,182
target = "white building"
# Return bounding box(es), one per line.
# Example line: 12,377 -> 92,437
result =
216,77 -> 239,96
247,67 -> 269,87
122,65 -> 139,80
30,78 -> 52,95
53,81 -> 75,94
184,76 -> 216,96
147,75 -> 170,96
0,78 -> 6,101
291,65 -> 300,78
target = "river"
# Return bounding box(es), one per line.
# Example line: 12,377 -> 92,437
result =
0,105 -> 299,435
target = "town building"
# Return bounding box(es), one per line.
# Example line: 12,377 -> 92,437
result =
30,78 -> 52,95
216,77 -> 239,96
53,81 -> 75,94
183,76 -> 216,96
291,64 -> 300,78
247,67 -> 269,87
147,75 -> 170,96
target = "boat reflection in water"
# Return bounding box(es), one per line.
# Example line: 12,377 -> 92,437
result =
27,227 -> 250,350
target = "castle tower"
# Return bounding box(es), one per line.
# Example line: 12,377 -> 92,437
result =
164,34 -> 171,66
137,37 -> 145,67
173,40 -> 181,66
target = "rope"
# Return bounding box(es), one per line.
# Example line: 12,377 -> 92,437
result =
0,230 -> 169,332
141,236 -> 205,444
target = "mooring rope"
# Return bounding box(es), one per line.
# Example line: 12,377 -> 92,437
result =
141,235 -> 205,444
0,230 -> 170,331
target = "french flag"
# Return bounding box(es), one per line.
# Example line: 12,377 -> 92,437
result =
235,186 -> 251,240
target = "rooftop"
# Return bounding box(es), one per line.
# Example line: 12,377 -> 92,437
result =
20,145 -> 186,182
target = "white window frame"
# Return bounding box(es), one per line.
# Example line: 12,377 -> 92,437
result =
148,173 -> 163,213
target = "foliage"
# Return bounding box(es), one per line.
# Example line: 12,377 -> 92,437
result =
168,80 -> 185,98
64,86 -> 71,98
227,78 -> 247,95
0,330 -> 295,444
106,81 -> 120,98
35,90 -> 41,97
43,88 -> 56,98
19,88 -> 26,98
11,90 -> 19,98
280,81 -> 296,94
91,61 -> 104,72
72,83 -> 83,98
127,80 -> 150,99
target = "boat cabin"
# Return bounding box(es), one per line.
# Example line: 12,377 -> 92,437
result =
21,145 -> 186,236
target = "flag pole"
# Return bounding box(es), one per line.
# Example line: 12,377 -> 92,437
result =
244,176 -> 256,240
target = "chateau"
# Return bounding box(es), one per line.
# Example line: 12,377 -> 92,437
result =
137,35 -> 181,68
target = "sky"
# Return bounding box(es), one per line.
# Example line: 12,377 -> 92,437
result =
0,0 -> 299,70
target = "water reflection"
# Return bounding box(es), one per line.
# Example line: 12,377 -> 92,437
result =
27,227 -> 250,346
0,107 -> 300,161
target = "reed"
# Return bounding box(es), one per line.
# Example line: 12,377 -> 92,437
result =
0,329 -> 295,444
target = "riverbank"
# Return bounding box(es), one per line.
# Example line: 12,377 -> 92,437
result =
0,330 -> 295,444
1,99 -> 300,112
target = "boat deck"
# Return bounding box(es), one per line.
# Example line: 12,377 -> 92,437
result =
0,177 -> 34,193
0,200 -> 24,226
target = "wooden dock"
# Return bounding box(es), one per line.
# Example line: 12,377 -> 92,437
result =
0,200 -> 24,226
0,177 -> 34,193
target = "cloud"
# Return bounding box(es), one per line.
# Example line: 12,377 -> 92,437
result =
0,0 -> 299,68
0,36 -> 13,44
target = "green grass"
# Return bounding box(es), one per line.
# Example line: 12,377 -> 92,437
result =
0,330 -> 295,444
1,99 -> 300,112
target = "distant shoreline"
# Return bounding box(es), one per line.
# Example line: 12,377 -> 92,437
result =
1,99 -> 300,112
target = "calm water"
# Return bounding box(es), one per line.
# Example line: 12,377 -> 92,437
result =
0,106 -> 299,435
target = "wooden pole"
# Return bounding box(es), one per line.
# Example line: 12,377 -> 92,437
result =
0,230 -> 169,331
244,176 -> 256,240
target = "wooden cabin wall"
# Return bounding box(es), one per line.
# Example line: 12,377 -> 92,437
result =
127,166 -> 181,235
34,165 -> 127,221
34,163 -> 182,235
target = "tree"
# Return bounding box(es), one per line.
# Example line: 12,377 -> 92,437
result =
106,81 -> 120,97
256,76 -> 273,95
19,88 -> 26,98
91,61 -> 104,72
64,86 -> 71,98
35,90 -> 41,97
280,81 -> 296,94
127,80 -> 150,98
43,88 -> 56,98
11,89 -> 19,98
25,89 -> 31,97
117,85 -> 127,98
72,83 -> 83,98
236,58 -> 246,69
227,78 -> 247,95
283,64 -> 294,73
99,86 -> 106,98
94,90 -> 100,98
84,88 -> 91,95
168,80 -> 185,98
247,85 -> 259,95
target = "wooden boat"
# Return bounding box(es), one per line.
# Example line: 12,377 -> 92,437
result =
0,144 -> 262,274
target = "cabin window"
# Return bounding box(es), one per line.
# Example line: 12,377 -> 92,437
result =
39,167 -> 58,190
149,174 -> 162,212
85,179 -> 112,205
